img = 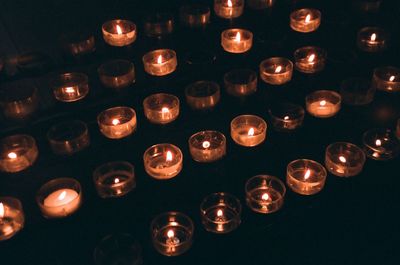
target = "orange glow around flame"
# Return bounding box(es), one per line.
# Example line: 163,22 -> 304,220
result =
116,24 -> 123,35
248,127 -> 255,136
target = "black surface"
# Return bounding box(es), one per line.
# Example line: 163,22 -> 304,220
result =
0,0 -> 400,264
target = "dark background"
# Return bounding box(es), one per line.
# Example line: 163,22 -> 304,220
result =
0,0 -> 400,264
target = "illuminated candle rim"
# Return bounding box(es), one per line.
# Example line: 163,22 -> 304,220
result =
221,28 -> 253,54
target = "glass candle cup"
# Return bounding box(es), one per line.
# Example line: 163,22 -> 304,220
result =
59,31 -> 95,57
47,120 -> 90,155
0,134 -> 38,173
214,0 -> 244,19
143,93 -> 180,125
224,69 -> 257,97
189,131 -> 226,162
268,103 -> 305,131
231,115 -> 267,147
0,197 -> 24,241
144,12 -> 174,38
93,161 -> 136,198
98,60 -> 135,89
294,46 -> 327,74
362,128 -> 400,160
357,27 -> 388,52
102,19 -> 137,47
143,143 -> 183,180
247,0 -> 275,9
51,73 -> 89,102
97,107 -> 137,139
325,142 -> 366,177
286,159 -> 327,195
290,8 -> 321,33
185,81 -> 221,110
340,78 -> 375,105
180,4 -> 210,28
36,178 -> 82,219
260,57 -> 293,85
142,49 -> 177,76
372,66 -> 400,92
245,175 -> 286,214
305,90 -> 341,118
354,0 -> 382,12
200,192 -> 241,234
221,28 -> 253,54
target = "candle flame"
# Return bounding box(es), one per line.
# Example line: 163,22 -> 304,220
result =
375,139 -> 382,146
217,209 -> 223,217
305,14 -> 311,23
166,151 -> 173,162
275,65 -> 282,73
235,31 -> 241,42
167,229 -> 175,238
8,152 -> 17,159
114,178 -> 120,184
261,193 -> 269,201
284,116 -> 290,120
0,203 -> 4,218
58,190 -> 67,201
116,24 -> 123,35
308,54 -> 315,63
389,75 -> 395,82
112,119 -> 120,126
339,156 -> 347,163
64,87 -> 75,93
161,107 -> 169,114
319,100 -> 327,106
248,127 -> 255,136
370,33 -> 377,41
157,55 -> 163,64
227,0 -> 233,7
202,141 -> 211,149
304,169 -> 311,180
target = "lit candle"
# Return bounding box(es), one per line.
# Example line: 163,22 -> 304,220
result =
294,46 -> 327,74
290,8 -> 321,33
286,159 -> 327,195
0,134 -> 38,173
373,66 -> 400,92
102,19 -> 137,47
143,49 -> 177,76
185,81 -> 221,110
221,28 -> 253,53
98,59 -> 135,89
180,4 -> 210,28
325,142 -> 366,177
362,128 -> 400,160
144,144 -> 183,180
189,131 -> 226,162
268,103 -> 305,131
143,93 -> 180,124
214,0 -> 244,19
231,115 -> 267,147
259,57 -> 293,85
97,107 -> 137,139
357,27 -> 388,52
306,90 -> 341,118
51,73 -> 89,102
224,69 -> 257,96
0,197 -> 24,241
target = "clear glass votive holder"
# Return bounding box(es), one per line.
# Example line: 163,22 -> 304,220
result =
231,115 -> 267,147
340,77 -> 375,105
294,46 -> 327,74
0,197 -> 25,241
185,81 -> 221,110
0,134 -> 38,173
325,142 -> 366,177
305,90 -> 341,118
93,161 -> 136,198
180,4 -> 210,28
102,19 -> 137,47
224,69 -> 257,97
143,143 -> 183,180
247,0 -> 275,9
151,212 -> 194,256
143,49 -> 177,76
143,93 -> 180,125
97,107 -> 137,139
189,131 -> 226,162
268,103 -> 305,131
144,13 -> 174,37
245,175 -> 286,214
286,159 -> 327,195
372,66 -> 400,92
36,178 -> 82,219
357,27 -> 388,52
200,192 -> 241,234
98,60 -> 135,89
362,128 -> 400,160
60,31 -> 95,57
47,120 -> 90,155
214,0 -> 244,19
221,28 -> 253,54
290,8 -> 321,33
260,57 -> 293,85
51,73 -> 89,102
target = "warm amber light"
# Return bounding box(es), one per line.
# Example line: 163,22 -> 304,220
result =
375,139 -> 382,146
166,151 -> 173,162
389,75 -> 395,82
227,0 -> 233,7
0,202 -> 4,218
64,87 -> 75,93
7,152 -> 17,159
308,54 -> 316,63
319,100 -> 327,106
261,193 -> 269,201
167,229 -> 175,238
304,169 -> 311,180
161,107 -> 169,114
116,24 -> 123,35
202,141 -> 211,149
248,127 -> 255,136
275,65 -> 282,73
370,33 -> 377,41
234,31 -> 241,42
112,119 -> 120,126
305,14 -> 311,23
58,190 -> 67,201
339,156 -> 347,163
157,55 -> 163,64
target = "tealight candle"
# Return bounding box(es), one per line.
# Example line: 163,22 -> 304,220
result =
98,60 -> 135,89
0,134 -> 38,173
185,81 -> 221,110
373,66 -> 400,92
144,12 -> 174,37
143,49 -> 177,76
230,115 -> 267,147
0,197 -> 24,241
247,0 -> 275,10
51,73 -> 89,102
97,107 -> 137,139
286,159 -> 327,195
214,0 -> 244,19
143,93 -> 180,125
340,78 -> 375,105
224,69 -> 257,97
325,142 -> 366,177
59,31 -> 95,57
259,57 -> 293,85
189,131 -> 226,162
93,161 -> 136,198
102,19 -> 137,47
305,90 -> 341,118
143,143 -> 183,180
151,212 -> 194,256
268,103 -> 305,131
357,27 -> 388,52
36,178 -> 82,219
180,4 -> 210,28
294,46 -> 327,74
47,120 -> 90,155
221,28 -> 253,53
245,175 -> 286,214
200,193 -> 241,234
362,128 -> 400,160
290,8 -> 321,33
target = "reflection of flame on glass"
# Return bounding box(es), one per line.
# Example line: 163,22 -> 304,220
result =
319,100 -> 327,106
166,151 -> 173,162
275,65 -> 282,73
307,53 -> 315,63
58,191 -> 67,201
305,14 -> 311,23
157,55 -> 163,64
8,152 -> 17,159
116,25 -> 123,35
262,193 -> 269,201
248,128 -> 255,136
389,75 -> 395,82
235,31 -> 241,42
202,141 -> 211,149
227,0 -> 233,7
339,156 -> 347,163
370,33 -> 377,42
304,169 -> 311,180
375,139 -> 382,146
112,119 -> 120,126
0,202 -> 4,218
